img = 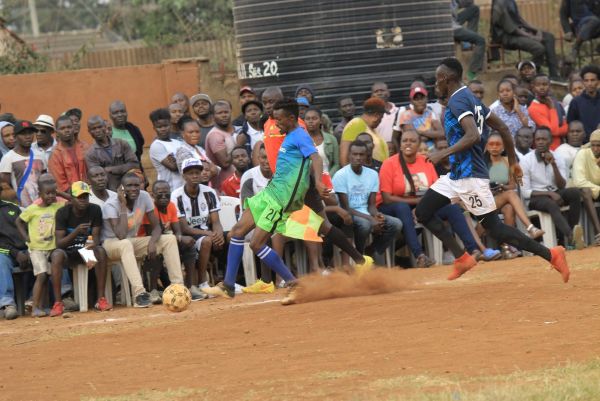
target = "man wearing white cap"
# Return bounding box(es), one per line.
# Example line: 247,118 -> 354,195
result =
32,114 -> 56,165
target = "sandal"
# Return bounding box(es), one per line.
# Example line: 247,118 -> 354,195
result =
527,225 -> 545,239
594,233 -> 600,246
415,254 -> 435,268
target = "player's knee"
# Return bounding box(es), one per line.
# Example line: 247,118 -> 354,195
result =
479,211 -> 502,231
415,203 -> 431,225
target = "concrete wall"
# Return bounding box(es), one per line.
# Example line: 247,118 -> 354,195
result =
0,58 -> 216,145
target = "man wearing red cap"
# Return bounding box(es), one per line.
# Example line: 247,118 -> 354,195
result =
233,86 -> 258,128
395,86 -> 444,150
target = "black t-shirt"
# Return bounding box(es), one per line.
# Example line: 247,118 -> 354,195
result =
55,204 -> 103,252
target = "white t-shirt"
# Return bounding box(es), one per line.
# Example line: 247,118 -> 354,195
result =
0,148 -> 47,208
101,190 -> 154,240
239,166 -> 270,206
89,189 -> 117,208
150,139 -> 184,190
332,165 -> 379,214
316,142 -> 330,173
554,143 -> 580,177
171,184 -> 220,231
376,102 -> 398,142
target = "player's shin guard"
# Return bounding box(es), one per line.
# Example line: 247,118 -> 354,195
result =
257,245 -> 296,283
224,237 -> 245,288
479,212 -> 552,261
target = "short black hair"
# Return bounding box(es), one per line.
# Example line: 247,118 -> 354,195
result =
231,145 -> 248,155
501,73 -> 519,81
121,171 -> 141,184
533,73 -> 550,81
336,96 -> 353,107
213,100 -> 232,111
535,125 -> 552,138
468,79 -> 483,85
580,64 -> 600,80
438,57 -> 463,82
349,139 -> 368,152
273,98 -> 299,120
305,106 -> 322,117
55,114 -> 72,127
38,175 -> 56,191
497,78 -> 516,91
0,113 -> 16,124
149,108 -> 171,123
177,116 -> 199,132
242,99 -> 264,114
152,179 -> 170,192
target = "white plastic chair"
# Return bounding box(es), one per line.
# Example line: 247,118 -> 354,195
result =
219,196 -> 257,285
218,196 -> 240,231
73,263 -> 128,311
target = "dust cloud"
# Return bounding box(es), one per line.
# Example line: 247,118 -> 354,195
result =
291,268 -> 411,304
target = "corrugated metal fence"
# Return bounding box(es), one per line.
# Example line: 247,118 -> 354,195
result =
46,38 -> 237,71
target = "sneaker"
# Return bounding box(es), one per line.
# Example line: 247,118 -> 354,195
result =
31,307 -> 47,318
447,252 -> 477,280
189,285 -> 208,301
277,280 -> 287,289
355,255 -> 374,275
242,279 -> 275,294
3,305 -> 18,320
415,254 -> 435,268
62,297 -> 79,312
572,225 -> 585,250
281,282 -> 298,306
501,244 -> 519,260
149,289 -> 162,305
234,283 -> 245,294
134,292 -> 152,308
50,301 -> 64,317
527,225 -> 545,239
94,297 -> 112,312
198,281 -> 210,290
550,246 -> 570,283
201,282 -> 234,298
482,248 -> 502,261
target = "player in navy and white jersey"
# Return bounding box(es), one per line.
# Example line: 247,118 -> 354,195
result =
415,57 -> 570,282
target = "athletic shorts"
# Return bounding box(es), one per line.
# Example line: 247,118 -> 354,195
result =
246,190 -> 289,234
430,175 -> 497,216
30,250 -> 52,276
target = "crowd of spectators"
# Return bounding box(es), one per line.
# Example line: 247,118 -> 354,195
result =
2,37 -> 600,321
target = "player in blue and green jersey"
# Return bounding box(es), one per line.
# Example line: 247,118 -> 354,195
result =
202,98 -> 328,301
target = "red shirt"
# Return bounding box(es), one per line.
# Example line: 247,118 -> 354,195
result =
220,171 -> 241,197
47,140 -> 90,192
528,99 -> 568,150
137,201 -> 178,236
263,117 -> 307,172
377,154 -> 438,206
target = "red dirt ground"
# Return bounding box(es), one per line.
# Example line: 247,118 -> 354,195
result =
2,248 -> 600,400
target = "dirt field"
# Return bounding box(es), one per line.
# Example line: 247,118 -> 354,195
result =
2,248 -> 600,401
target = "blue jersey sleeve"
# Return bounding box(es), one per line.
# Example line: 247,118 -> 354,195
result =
292,127 -> 318,158
449,88 -> 488,137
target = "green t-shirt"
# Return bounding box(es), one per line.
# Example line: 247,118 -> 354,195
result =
112,127 -> 137,153
19,202 -> 64,251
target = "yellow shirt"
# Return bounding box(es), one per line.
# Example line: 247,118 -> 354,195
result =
572,147 -> 600,198
341,117 -> 389,162
19,202 -> 64,251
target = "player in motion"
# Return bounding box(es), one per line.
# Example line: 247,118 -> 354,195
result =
416,57 -> 570,282
202,98 -> 328,301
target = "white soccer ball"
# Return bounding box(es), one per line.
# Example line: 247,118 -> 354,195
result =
162,284 -> 192,312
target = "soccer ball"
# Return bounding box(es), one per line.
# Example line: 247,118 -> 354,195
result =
162,284 -> 192,312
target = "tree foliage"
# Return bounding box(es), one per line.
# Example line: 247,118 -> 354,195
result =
1,0 -> 233,45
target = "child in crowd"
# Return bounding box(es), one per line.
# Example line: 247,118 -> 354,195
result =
15,175 -> 65,317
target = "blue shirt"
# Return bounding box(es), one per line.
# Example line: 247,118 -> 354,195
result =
332,165 -> 379,214
264,125 -> 316,212
444,86 -> 490,180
